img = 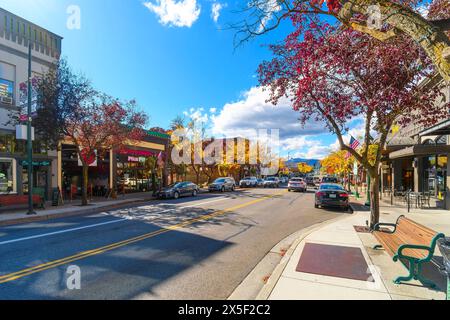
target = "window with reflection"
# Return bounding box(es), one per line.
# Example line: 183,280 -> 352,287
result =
0,159 -> 13,193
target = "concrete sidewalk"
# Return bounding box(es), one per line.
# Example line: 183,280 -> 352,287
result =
252,201 -> 449,300
0,192 -> 158,226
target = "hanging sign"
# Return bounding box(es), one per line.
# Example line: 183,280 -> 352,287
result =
78,149 -> 97,167
353,162 -> 358,175
15,125 -> 35,141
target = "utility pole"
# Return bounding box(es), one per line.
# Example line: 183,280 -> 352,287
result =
27,43 -> 36,215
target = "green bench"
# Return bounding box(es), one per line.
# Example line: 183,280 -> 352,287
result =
373,215 -> 445,288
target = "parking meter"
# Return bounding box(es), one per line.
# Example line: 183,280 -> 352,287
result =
437,238 -> 450,300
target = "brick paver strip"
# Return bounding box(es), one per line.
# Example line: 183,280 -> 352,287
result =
296,243 -> 374,282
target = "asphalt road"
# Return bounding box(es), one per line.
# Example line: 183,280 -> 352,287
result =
0,187 -> 346,300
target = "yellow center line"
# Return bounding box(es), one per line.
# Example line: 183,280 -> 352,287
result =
0,191 -> 286,284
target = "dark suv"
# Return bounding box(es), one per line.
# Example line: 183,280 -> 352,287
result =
321,176 -> 339,184
158,182 -> 200,199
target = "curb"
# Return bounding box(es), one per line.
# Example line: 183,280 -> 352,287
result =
228,214 -> 350,300
0,198 -> 154,227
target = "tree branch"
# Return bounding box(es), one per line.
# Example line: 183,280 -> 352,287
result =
350,22 -> 398,41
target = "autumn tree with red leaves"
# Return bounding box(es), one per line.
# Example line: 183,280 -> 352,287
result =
235,0 -> 450,82
258,22 -> 448,226
33,60 -> 147,205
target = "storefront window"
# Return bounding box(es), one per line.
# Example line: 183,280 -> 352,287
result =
0,159 -> 14,193
436,155 -> 447,200
0,132 -> 48,155
0,132 -> 16,153
117,155 -> 153,193
423,156 -> 436,195
423,155 -> 447,199
0,79 -> 14,104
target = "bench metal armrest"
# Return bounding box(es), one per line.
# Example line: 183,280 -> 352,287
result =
373,222 -> 397,233
393,244 -> 432,262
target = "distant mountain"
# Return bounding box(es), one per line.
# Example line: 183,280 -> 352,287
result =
285,158 -> 321,168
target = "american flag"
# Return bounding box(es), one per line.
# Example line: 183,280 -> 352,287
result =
350,136 -> 361,150
345,136 -> 361,160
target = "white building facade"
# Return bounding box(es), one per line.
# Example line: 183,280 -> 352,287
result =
0,7 -> 62,198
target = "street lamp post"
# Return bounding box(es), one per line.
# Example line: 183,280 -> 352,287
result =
365,172 -> 371,207
26,43 -> 36,215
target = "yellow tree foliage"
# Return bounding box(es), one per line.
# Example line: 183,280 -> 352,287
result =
321,151 -> 354,176
297,162 -> 314,174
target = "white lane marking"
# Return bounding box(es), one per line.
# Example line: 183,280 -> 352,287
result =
0,219 -> 127,246
1,196 -> 230,245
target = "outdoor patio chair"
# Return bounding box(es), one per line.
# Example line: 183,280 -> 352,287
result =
420,192 -> 431,208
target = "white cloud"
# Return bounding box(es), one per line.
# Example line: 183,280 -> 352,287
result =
185,107 -> 209,124
290,145 -> 332,160
256,0 -> 281,33
211,2 -> 225,23
144,0 -> 201,27
209,107 -> 217,114
212,86 -> 327,139
416,4 -> 429,18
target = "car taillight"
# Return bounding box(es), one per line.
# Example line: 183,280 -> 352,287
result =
317,192 -> 325,197
340,193 -> 349,198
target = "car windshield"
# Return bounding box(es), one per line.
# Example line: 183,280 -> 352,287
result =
319,184 -> 344,191
214,178 -> 226,183
290,178 -> 303,182
266,177 -> 275,181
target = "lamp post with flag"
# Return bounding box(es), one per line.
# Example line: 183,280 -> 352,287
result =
348,136 -> 361,200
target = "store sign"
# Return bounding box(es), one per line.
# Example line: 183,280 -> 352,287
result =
78,149 -> 97,167
128,156 -> 140,162
119,148 -> 155,157
21,160 -> 51,167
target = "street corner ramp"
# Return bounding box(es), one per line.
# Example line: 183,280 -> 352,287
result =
295,243 -> 374,282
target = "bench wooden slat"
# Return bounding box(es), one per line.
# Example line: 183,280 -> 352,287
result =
396,217 -> 436,244
373,216 -> 437,260
373,231 -> 427,259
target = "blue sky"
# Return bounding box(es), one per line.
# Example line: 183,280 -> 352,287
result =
0,0 -> 363,159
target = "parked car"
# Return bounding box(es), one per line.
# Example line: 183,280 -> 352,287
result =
313,176 -> 322,189
209,177 -> 236,192
315,183 -> 349,210
288,177 -> 307,192
321,176 -> 339,184
306,176 -> 315,187
239,177 -> 258,188
279,177 -> 288,184
263,177 -> 280,188
256,178 -> 265,187
158,181 -> 200,199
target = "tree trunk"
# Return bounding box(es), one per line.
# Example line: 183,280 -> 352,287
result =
82,164 -> 89,206
339,0 -> 450,82
369,170 -> 381,229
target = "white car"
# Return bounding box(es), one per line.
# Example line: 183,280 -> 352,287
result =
263,177 -> 280,188
288,178 -> 307,192
239,177 -> 258,188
